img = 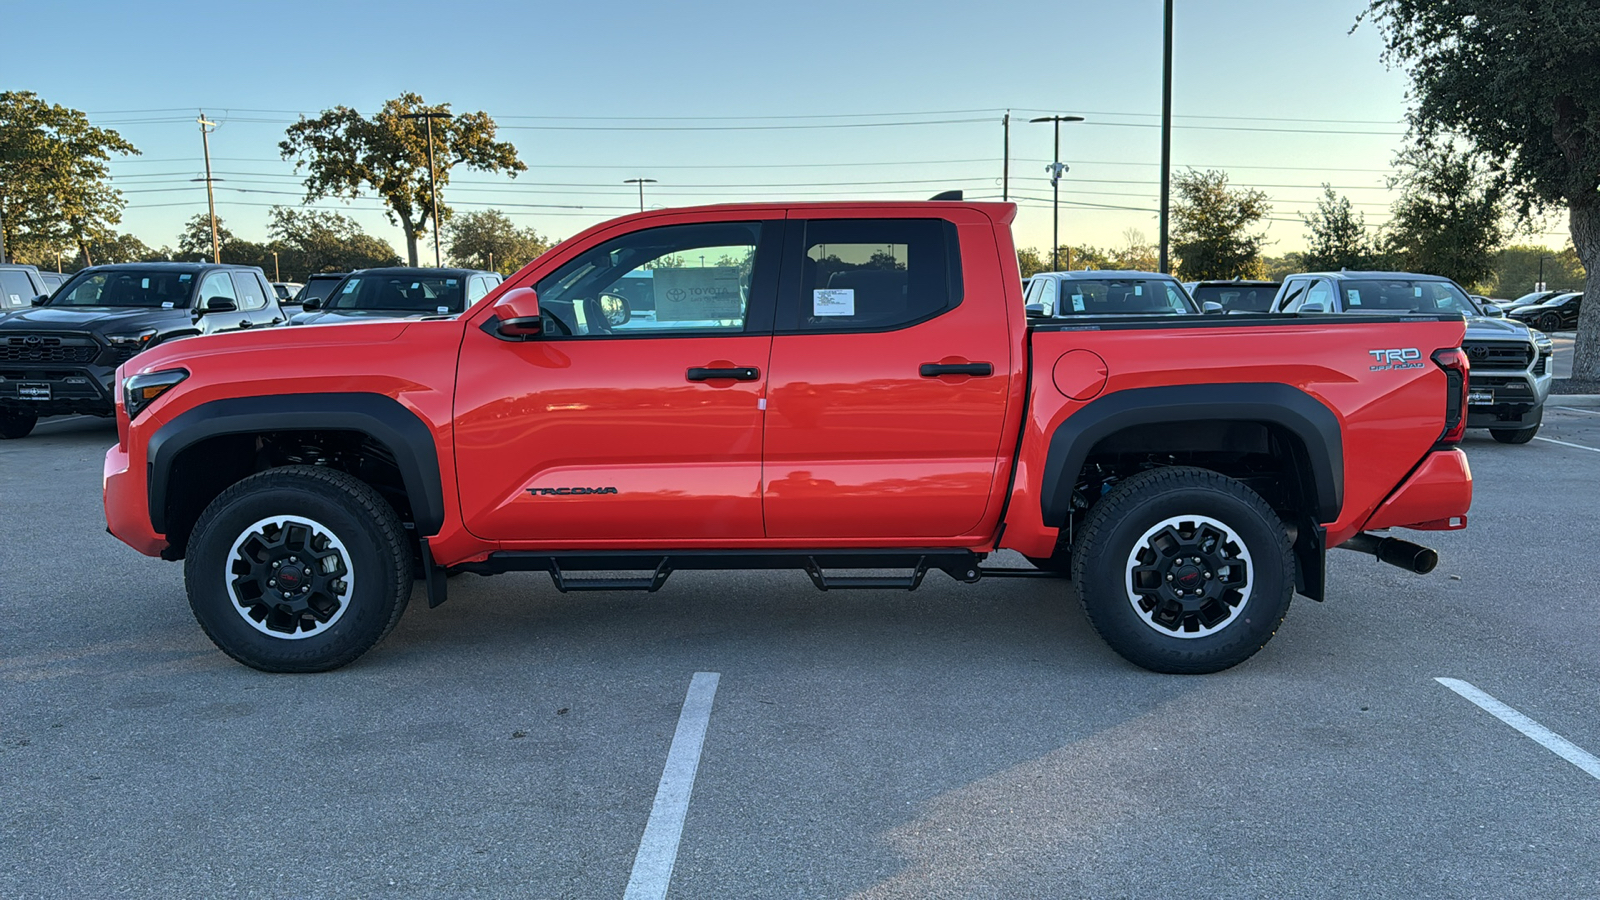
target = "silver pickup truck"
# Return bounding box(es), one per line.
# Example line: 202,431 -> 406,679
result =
1271,270 -> 1553,444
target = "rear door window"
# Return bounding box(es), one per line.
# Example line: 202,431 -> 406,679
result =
230,272 -> 269,311
780,218 -> 962,332
0,270 -> 37,308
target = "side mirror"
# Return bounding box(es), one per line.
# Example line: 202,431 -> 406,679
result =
300,296 -> 322,311
1024,302 -> 1050,318
200,296 -> 237,314
599,293 -> 631,326
1482,304 -> 1505,318
492,287 -> 542,338
1202,301 -> 1224,314
31,294 -> 49,306
1299,300 -> 1326,314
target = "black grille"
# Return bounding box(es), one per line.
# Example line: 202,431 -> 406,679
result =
0,336 -> 97,363
1463,340 -> 1533,370
1533,354 -> 1549,376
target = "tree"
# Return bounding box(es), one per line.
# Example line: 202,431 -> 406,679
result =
1489,244 -> 1586,297
1113,228 -> 1158,272
268,207 -> 399,278
1302,185 -> 1382,271
280,93 -> 527,266
0,91 -> 138,264
1262,252 -> 1307,282
445,209 -> 552,275
177,213 -> 236,260
1380,143 -> 1507,289
1170,169 -> 1272,280
1363,0 -> 1600,378
1016,246 -> 1048,278
67,232 -> 158,270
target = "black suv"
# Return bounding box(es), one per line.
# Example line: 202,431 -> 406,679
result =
289,267 -> 501,326
0,262 -> 285,438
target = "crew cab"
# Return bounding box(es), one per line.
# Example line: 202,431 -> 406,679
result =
0,262 -> 284,438
1270,271 -> 1552,444
103,203 -> 1473,675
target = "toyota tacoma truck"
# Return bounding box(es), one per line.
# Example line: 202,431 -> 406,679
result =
103,202 -> 1473,675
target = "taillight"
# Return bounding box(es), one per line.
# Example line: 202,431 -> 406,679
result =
1432,348 -> 1468,444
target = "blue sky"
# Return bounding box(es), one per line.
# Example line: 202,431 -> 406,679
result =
2,0 -> 1571,263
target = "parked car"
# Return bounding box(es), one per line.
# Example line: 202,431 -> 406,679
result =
1185,279 -> 1281,314
289,267 -> 502,326
0,262 -> 284,438
1497,289 -> 1566,312
1270,271 -> 1553,443
271,282 -> 303,304
0,263 -> 50,312
106,201 -> 1471,675
1024,270 -> 1201,318
290,273 -> 347,311
37,271 -> 68,296
1508,291 -> 1582,333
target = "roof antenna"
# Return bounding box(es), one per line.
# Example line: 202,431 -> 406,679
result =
928,190 -> 963,201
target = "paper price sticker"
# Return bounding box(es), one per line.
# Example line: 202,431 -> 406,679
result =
813,288 -> 855,316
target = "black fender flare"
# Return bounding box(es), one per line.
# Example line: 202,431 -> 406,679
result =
1040,382 -> 1345,526
147,392 -> 446,535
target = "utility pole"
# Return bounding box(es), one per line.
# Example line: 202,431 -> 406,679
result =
488,250 -> 494,273
1030,115 -> 1085,271
0,195 -> 7,264
197,112 -> 220,263
272,250 -> 280,282
1002,111 -> 1010,202
400,111 -> 454,267
624,178 -> 657,212
1159,0 -> 1174,274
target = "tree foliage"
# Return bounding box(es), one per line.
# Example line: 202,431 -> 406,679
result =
177,213 -> 236,260
280,93 -> 527,266
1381,144 -> 1506,289
1363,0 -> 1600,377
267,207 -> 400,277
1170,169 -> 1272,280
1489,244 -> 1586,297
445,209 -> 553,275
1302,186 -> 1382,271
0,91 -> 138,264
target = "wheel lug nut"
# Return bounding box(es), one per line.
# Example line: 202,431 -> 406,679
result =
1204,571 -> 1212,579
268,579 -> 276,586
1165,574 -> 1174,582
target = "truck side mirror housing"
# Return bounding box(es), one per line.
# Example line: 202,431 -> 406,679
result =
492,287 -> 543,338
300,296 -> 322,311
1482,304 -> 1504,318
1202,301 -> 1224,314
1299,300 -> 1325,314
200,297 -> 237,314
1024,302 -> 1050,318
31,294 -> 49,306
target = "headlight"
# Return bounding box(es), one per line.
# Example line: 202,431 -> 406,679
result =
123,369 -> 188,419
106,328 -> 159,351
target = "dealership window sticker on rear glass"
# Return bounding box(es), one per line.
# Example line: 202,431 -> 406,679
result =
813,288 -> 854,316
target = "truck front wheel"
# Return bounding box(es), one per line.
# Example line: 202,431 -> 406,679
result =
0,410 -> 37,439
1071,467 -> 1293,674
184,465 -> 413,673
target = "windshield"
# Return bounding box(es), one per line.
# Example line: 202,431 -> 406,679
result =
1053,279 -> 1198,316
1338,279 -> 1477,315
50,270 -> 197,308
326,274 -> 464,313
1190,284 -> 1276,313
1539,293 -> 1578,307
297,278 -> 342,304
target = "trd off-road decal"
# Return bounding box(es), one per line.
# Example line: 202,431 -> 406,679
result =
526,486 -> 620,496
1367,348 -> 1424,371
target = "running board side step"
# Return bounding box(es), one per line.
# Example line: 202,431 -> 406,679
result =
452,549 -> 995,594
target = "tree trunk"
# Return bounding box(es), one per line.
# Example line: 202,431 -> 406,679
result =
403,228 -> 419,267
1569,203 -> 1600,384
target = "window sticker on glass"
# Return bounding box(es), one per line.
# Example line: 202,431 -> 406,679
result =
162,301 -> 174,309
446,279 -> 458,285
655,267 -> 744,320
1071,294 -> 1086,312
141,278 -> 151,289
436,306 -> 449,314
1134,285 -> 1143,296
7,294 -> 19,303
1347,290 -> 1361,305
343,281 -> 358,293
179,274 -> 192,282
1414,286 -> 1423,297
813,288 -> 855,317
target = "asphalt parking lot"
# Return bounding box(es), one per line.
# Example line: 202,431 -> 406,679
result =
4,398 -> 1600,899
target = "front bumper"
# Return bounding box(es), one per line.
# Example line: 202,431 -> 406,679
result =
0,364 -> 117,416
104,441 -> 167,557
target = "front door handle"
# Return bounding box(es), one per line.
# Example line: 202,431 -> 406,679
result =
687,366 -> 760,382
920,362 -> 993,378
239,320 -> 255,329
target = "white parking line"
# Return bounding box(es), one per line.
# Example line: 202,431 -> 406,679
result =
624,672 -> 721,900
1533,436 -> 1600,453
1435,678 -> 1600,781
1552,406 -> 1600,416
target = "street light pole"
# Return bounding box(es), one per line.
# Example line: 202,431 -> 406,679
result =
1159,0 -> 1174,274
400,111 -> 454,268
1538,256 -> 1550,292
624,178 -> 657,212
1030,115 -> 1085,271
198,112 -> 220,263
272,250 -> 280,282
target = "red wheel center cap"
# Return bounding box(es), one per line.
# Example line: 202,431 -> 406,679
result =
1176,567 -> 1202,588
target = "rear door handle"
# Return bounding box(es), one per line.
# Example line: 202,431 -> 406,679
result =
919,363 -> 993,377
686,366 -> 760,382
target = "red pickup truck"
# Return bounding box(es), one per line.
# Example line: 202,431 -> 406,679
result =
103,201 -> 1472,675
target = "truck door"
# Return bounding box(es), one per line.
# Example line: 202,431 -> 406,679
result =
454,218 -> 782,542
761,214 -> 1014,539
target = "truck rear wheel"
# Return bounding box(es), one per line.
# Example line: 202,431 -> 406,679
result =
184,465 -> 413,673
0,410 -> 37,439
1071,466 -> 1293,674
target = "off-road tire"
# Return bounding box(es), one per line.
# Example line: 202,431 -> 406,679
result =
0,410 -> 37,439
185,465 -> 412,672
1071,466 -> 1293,674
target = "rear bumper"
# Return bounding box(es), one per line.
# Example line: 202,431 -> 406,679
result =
1362,448 -> 1472,532
104,443 -> 166,556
